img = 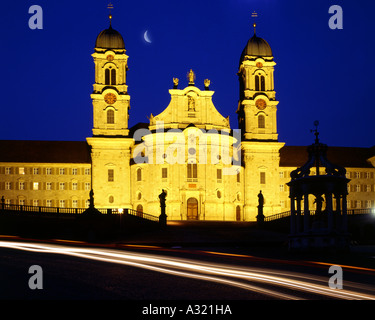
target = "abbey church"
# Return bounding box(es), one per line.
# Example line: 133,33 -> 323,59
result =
0,17 -> 374,221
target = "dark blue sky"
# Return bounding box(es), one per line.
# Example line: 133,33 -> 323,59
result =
1,0 -> 374,148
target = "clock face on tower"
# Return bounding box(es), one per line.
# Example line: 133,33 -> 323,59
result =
255,99 -> 267,110
104,93 -> 117,104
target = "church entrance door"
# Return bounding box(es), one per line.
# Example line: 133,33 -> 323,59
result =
187,198 -> 198,220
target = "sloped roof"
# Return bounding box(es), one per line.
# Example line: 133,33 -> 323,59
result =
0,140 -> 373,168
280,145 -> 374,168
0,140 -> 91,164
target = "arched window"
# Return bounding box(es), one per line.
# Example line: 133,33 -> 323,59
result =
107,109 -> 115,124
255,75 -> 259,91
255,74 -> 265,91
105,68 -> 116,85
260,75 -> 265,91
111,69 -> 116,85
137,168 -> 142,181
105,69 -> 110,85
258,114 -> 265,128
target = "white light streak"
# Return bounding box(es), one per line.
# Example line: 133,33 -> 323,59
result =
0,241 -> 375,300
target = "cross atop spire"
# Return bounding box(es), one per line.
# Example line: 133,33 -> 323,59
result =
311,120 -> 320,144
107,2 -> 114,26
251,11 -> 258,35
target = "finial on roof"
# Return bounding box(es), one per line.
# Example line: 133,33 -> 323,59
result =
251,11 -> 258,35
311,120 -> 320,144
108,2 -> 114,26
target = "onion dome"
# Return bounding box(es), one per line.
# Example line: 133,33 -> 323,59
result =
95,25 -> 125,49
243,34 -> 272,57
239,33 -> 273,65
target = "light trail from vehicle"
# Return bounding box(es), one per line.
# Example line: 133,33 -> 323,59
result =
1,241 -> 375,300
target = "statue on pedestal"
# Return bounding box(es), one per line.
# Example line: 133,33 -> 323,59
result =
188,96 -> 196,111
159,189 -> 167,226
89,189 -> 95,209
257,190 -> 265,226
187,69 -> 195,85
159,189 -> 167,209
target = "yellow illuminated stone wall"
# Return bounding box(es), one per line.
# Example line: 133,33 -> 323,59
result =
1,25 -> 374,222
0,163 -> 91,208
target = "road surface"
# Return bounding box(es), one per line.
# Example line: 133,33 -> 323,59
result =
1,239 -> 375,302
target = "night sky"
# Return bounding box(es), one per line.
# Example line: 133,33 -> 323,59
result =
1,0 -> 374,148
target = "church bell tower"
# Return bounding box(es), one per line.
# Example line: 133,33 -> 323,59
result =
237,17 -> 278,141
238,15 -> 284,220
90,12 -> 130,137
87,9 -> 134,209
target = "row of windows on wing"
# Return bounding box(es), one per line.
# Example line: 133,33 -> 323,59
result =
1,167 -> 90,175
3,198 -> 91,208
133,165 -> 241,183
2,181 -> 91,191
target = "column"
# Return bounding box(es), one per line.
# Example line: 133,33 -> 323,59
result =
296,196 -> 302,233
303,194 -> 310,233
342,194 -> 348,231
199,193 -> 204,221
246,68 -> 251,90
290,196 -> 296,235
326,193 -> 333,231
244,106 -> 252,135
181,192 -> 186,220
335,194 -> 341,213
335,194 -> 341,230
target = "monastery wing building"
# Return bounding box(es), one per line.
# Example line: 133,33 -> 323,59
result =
0,18 -> 374,221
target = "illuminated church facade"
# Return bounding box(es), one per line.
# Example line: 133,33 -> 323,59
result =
0,18 -> 374,221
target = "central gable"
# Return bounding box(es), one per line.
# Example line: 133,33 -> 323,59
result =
149,82 -> 230,132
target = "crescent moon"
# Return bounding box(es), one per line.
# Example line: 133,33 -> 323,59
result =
144,30 -> 152,43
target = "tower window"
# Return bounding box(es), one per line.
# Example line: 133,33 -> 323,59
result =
105,68 -> 116,85
217,168 -> 222,182
187,163 -> 197,181
260,172 -> 266,184
108,169 -> 114,182
255,74 -> 265,91
107,109 -> 115,124
137,168 -> 142,181
105,69 -> 110,85
258,115 -> 265,128
111,69 -> 116,85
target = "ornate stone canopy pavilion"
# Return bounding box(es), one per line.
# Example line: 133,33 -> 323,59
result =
288,123 -> 351,251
